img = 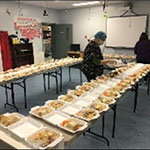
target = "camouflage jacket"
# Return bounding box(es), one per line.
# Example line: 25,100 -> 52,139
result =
81,41 -> 104,77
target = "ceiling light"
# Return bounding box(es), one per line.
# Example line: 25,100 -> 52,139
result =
72,1 -> 100,7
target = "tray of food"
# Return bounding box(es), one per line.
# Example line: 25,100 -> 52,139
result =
59,117 -> 88,133
25,127 -> 63,149
29,106 -> 54,118
94,79 -> 105,84
67,89 -> 86,97
60,104 -> 82,116
76,85 -> 93,92
117,81 -> 132,90
77,94 -> 96,103
105,81 -> 118,88
72,99 -> 91,108
102,89 -> 121,99
106,59 -> 127,68
75,108 -> 100,122
42,111 -> 70,126
45,100 -> 66,110
82,81 -> 97,88
8,117 -> 43,139
110,85 -> 126,94
58,94 -> 77,103
0,112 -> 25,129
97,97 -> 116,105
90,101 -> 109,113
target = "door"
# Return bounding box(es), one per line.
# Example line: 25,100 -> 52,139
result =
51,24 -> 72,59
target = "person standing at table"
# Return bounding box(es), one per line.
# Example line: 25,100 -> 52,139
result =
134,32 -> 150,83
134,32 -> 150,64
81,31 -> 115,81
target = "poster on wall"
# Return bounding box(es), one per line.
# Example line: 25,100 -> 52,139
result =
14,16 -> 42,40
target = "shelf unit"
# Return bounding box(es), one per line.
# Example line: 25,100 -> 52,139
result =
10,43 -> 34,68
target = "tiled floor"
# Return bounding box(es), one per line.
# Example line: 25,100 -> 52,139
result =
0,67 -> 150,149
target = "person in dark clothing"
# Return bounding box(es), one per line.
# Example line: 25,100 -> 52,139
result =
134,32 -> 150,64
81,31 -> 115,81
134,32 -> 150,83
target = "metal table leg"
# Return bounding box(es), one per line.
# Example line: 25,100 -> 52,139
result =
80,69 -> 82,84
43,74 -> 46,92
55,72 -> 59,94
133,82 -> 139,113
4,86 -> 9,106
48,74 -> 50,90
60,68 -> 62,92
147,72 -> 150,95
86,128 -> 110,146
69,66 -> 71,81
83,114 -> 110,146
102,115 -> 105,137
112,104 -> 117,138
23,80 -> 27,108
3,84 -> 19,112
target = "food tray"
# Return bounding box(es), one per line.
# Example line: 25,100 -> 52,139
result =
45,100 -> 66,110
0,112 -> 25,129
76,85 -> 93,92
58,94 -> 77,103
8,117 -> 43,139
74,108 -> 100,122
105,81 -> 118,88
67,89 -> 86,97
60,104 -> 82,116
90,101 -> 109,113
97,96 -> 116,105
72,99 -> 90,108
102,90 -> 121,99
77,94 -> 96,103
29,106 -> 54,118
42,111 -> 70,126
25,127 -> 63,149
89,85 -> 110,97
58,117 -> 88,134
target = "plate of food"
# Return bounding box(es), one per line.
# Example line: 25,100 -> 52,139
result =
67,89 -> 85,97
8,117 -> 43,139
58,117 -> 88,133
42,111 -> 70,126
76,85 -> 93,92
97,96 -> 116,105
25,127 -> 63,149
90,101 -> 109,113
102,89 -> 121,99
83,81 -> 97,88
75,108 -> 100,122
72,99 -> 91,108
60,104 -> 82,116
0,113 -> 25,129
45,100 -> 66,110
29,106 -> 54,118
58,94 -> 77,103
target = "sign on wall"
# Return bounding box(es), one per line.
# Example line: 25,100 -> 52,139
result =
14,16 -> 42,40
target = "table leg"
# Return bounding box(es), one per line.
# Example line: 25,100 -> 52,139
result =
133,82 -> 139,113
112,104 -> 117,138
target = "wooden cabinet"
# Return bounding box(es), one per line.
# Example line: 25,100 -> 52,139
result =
10,43 -> 34,68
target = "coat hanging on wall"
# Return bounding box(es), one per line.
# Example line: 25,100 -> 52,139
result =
0,31 -> 13,71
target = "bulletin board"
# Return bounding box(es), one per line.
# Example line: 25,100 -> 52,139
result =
106,15 -> 148,48
14,16 -> 42,40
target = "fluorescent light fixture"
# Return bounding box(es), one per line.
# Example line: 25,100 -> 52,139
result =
73,1 -> 100,7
